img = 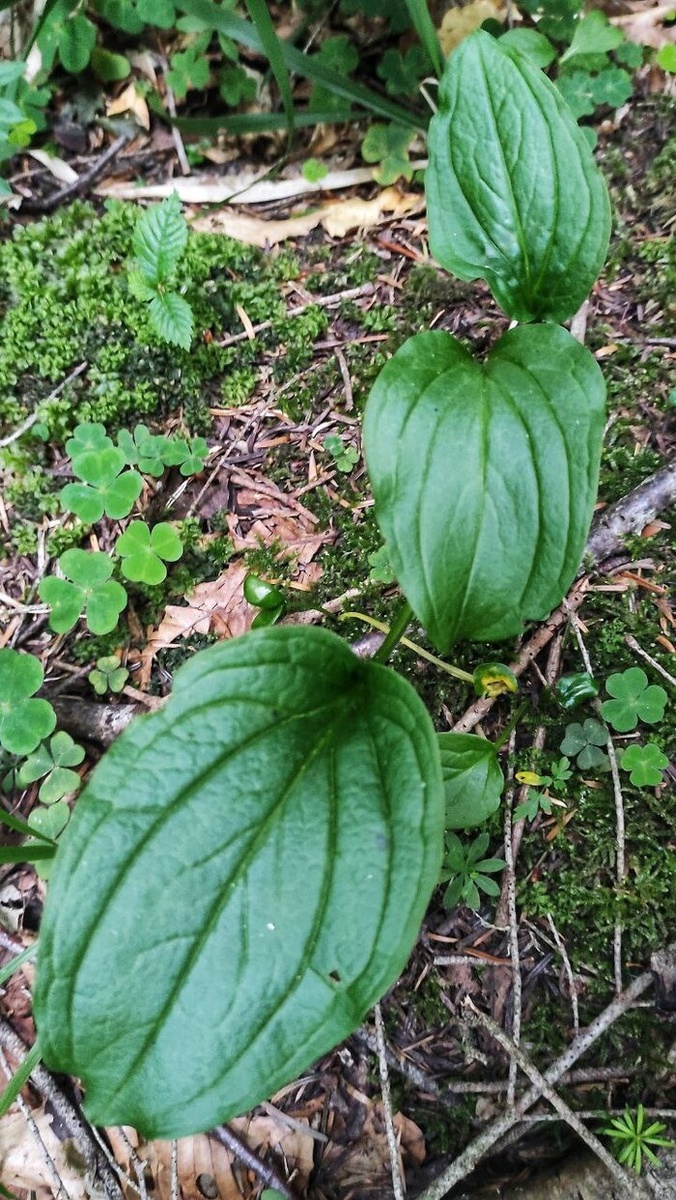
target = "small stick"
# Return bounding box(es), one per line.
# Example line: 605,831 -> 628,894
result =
547,913 -> 580,1035
0,1017 -> 124,1200
374,1002 -> 405,1200
462,998 -> 652,1199
170,1140 -> 179,1200
210,1124 -> 294,1198
111,1126 -> 149,1200
0,361 -> 88,447
23,135 -> 130,213
216,282 -> 376,348
0,1045 -> 72,1200
414,953 -> 663,1200
625,634 -> 676,688
503,731 -> 521,1108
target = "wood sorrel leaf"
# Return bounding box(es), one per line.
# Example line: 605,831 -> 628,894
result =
34,626 -> 444,1139
363,324 -> 605,652
426,30 -> 611,323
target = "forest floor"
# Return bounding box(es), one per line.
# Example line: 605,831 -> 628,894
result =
0,51 -> 675,1200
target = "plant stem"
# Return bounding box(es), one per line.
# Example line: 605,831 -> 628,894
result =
342,610 -> 474,681
493,702 -> 529,750
373,601 -> 414,663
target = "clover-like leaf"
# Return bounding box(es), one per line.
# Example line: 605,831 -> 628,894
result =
88,656 -> 129,696
438,733 -> 504,829
117,425 -> 170,477
34,626 -> 444,1139
18,732 -> 84,803
427,30 -> 610,323
39,550 -> 127,635
560,718 -> 609,770
178,436 -> 209,476
619,743 -> 669,788
66,423 -> 114,474
60,446 -> 143,523
363,325 -> 605,652
28,800 -> 71,842
0,649 -> 56,756
117,521 -> 183,585
601,668 -> 668,733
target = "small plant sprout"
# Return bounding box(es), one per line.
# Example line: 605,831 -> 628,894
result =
560,718 -> 609,770
600,1105 -> 675,1174
619,744 -> 669,788
88,656 -> 129,696
440,831 -> 505,911
601,668 -> 668,733
18,732 -> 84,804
324,434 -> 359,473
117,424 -> 176,477
367,544 -> 395,584
513,771 -> 568,823
554,672 -> 599,709
129,192 -> 194,350
116,521 -> 183,585
39,550 -> 128,635
243,574 -> 286,628
0,649 -> 56,756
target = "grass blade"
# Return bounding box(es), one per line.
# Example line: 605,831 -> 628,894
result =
177,0 -> 426,129
403,0 -> 443,77
173,107 -> 357,135
0,1040 -> 42,1119
242,0 -> 295,138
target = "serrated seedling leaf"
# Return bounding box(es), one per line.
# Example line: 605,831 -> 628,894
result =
34,626 -> 444,1139
149,292 -> 194,349
132,194 -> 188,285
427,31 -> 610,322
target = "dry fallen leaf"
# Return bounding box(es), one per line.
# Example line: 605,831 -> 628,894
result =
107,1112 -> 315,1200
0,1108 -> 91,1199
438,0 -> 506,55
611,2 -> 676,49
107,82 -> 150,130
189,186 -> 424,246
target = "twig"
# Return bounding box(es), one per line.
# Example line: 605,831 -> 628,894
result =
0,1016 -> 124,1200
625,634 -> 676,688
547,913 -> 580,1036
374,1002 -> 405,1200
111,1126 -> 149,1200
452,578 -> 590,733
503,731 -> 521,1108
0,1045 -> 72,1200
585,460 -> 676,565
0,361 -> 88,447
170,1140 -> 179,1200
566,606 -> 626,995
415,954 -> 663,1200
22,135 -> 130,212
210,1124 -> 294,1198
216,282 -> 376,348
462,998 -> 653,1198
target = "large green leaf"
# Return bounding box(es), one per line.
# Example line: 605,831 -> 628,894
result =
34,627 -> 444,1139
363,325 -> 605,652
426,30 -> 610,323
438,733 -> 504,829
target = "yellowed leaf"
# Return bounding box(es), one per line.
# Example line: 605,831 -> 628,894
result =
438,0 -> 506,55
189,187 -> 424,246
107,82 -> 150,129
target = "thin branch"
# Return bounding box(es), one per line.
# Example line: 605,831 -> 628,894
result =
216,282 -> 375,348
547,913 -> 580,1036
0,1016 -> 124,1200
415,954 -> 663,1200
0,362 -> 88,447
503,730 -> 521,1108
463,998 -> 652,1199
374,1002 -> 405,1200
585,460 -> 676,566
210,1123 -> 294,1198
0,1045 -> 72,1200
625,634 -> 676,688
22,135 -> 130,213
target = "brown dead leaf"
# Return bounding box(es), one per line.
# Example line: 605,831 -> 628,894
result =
137,563 -> 253,687
611,2 -> 676,49
190,187 -> 424,246
438,0 -> 506,55
0,1108 -> 90,1199
107,82 -> 150,129
319,1100 -> 425,1190
107,1112 -> 315,1200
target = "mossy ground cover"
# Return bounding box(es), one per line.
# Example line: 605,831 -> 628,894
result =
0,96 -> 675,1194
